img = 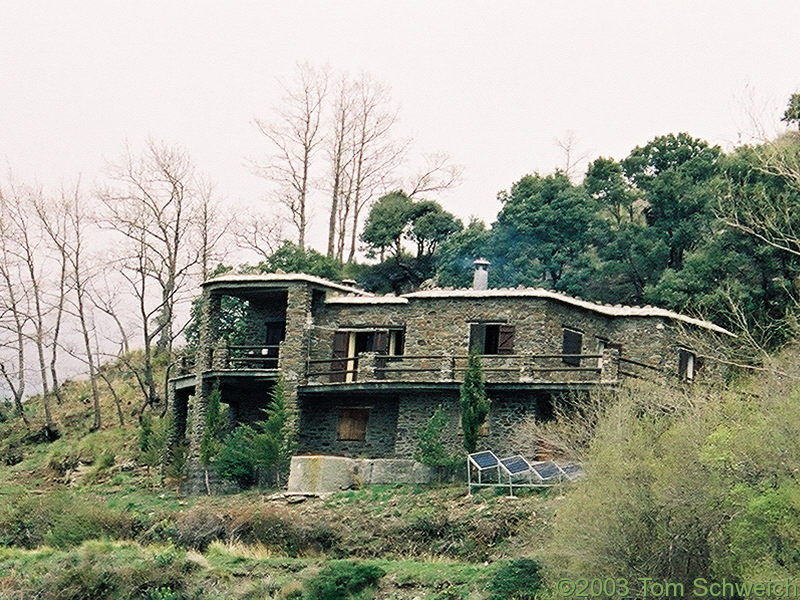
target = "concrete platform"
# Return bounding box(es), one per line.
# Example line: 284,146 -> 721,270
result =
287,455 -> 435,493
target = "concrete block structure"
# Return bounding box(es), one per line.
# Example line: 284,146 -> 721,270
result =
170,264 -> 732,492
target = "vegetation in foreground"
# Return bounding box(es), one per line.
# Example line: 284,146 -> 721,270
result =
4,346 -> 800,598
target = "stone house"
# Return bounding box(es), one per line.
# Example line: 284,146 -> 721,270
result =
170,263 -> 732,488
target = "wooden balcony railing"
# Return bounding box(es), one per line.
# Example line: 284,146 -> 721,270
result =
304,351 -> 622,386
209,343 -> 281,370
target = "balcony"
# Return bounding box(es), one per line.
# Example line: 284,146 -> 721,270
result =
304,350 -> 624,387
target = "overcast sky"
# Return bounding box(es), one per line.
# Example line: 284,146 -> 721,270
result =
1,1 -> 798,251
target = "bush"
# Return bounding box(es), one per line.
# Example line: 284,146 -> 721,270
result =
545,355 -> 800,591
414,406 -> 459,477
304,561 -> 385,600
460,349 -> 489,453
172,506 -> 226,551
488,558 -> 542,600
217,377 -> 296,488
0,493 -> 135,549
216,425 -> 258,486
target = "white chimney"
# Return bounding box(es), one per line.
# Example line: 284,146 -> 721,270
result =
473,258 -> 490,290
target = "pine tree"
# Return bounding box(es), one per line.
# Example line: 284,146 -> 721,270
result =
252,376 -> 297,485
460,349 -> 489,453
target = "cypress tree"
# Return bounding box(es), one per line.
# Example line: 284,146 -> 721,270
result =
460,349 -> 490,452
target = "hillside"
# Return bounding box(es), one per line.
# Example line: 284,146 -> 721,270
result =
0,355 -> 556,599
2,347 -> 800,598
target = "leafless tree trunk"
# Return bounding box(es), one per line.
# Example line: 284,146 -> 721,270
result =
1,183 -> 55,429
345,74 -> 405,263
98,140 -> 220,410
37,183 -> 103,430
254,63 -> 327,249
0,207 -> 29,427
326,75 -> 355,258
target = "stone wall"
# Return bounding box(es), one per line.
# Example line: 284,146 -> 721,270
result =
297,393 -> 399,457
393,389 -> 554,459
296,387 -> 555,460
310,295 -> 711,383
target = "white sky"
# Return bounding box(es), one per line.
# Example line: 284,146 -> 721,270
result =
1,1 -> 798,251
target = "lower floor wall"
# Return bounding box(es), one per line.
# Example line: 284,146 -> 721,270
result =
297,388 -> 557,460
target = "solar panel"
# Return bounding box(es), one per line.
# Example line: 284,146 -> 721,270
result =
500,455 -> 531,475
561,463 -> 583,479
469,451 -> 499,469
531,461 -> 562,481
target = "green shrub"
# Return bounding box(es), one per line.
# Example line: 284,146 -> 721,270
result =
414,405 -> 459,475
145,585 -> 179,600
217,425 -> 258,486
304,561 -> 385,600
217,377 -> 297,488
44,500 -> 134,549
488,558 -> 542,600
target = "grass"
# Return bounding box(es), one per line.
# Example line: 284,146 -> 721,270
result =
0,352 -> 553,598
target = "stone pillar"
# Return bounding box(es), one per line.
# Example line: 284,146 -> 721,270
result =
212,338 -> 228,369
600,346 -> 620,382
185,287 -> 221,494
279,284 -> 313,477
357,352 -> 377,381
439,355 -> 455,381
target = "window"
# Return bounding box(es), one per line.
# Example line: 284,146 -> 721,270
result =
336,407 -> 369,441
679,349 -> 696,382
562,328 -> 583,366
469,323 -> 514,354
330,327 -> 405,382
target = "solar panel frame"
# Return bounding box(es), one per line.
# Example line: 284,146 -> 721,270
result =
531,461 -> 564,481
500,455 -> 531,476
560,462 -> 583,480
469,450 -> 499,470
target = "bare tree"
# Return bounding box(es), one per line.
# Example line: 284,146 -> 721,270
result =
718,133 -> 800,259
36,183 -> 103,430
0,182 -> 58,431
405,153 -> 463,199
326,75 -> 355,258
254,63 -> 327,249
344,74 -> 406,263
97,140 -> 220,410
555,130 -> 591,182
0,192 -> 30,427
232,208 -> 283,262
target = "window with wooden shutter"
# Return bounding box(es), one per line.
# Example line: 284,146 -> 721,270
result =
337,408 -> 368,441
330,331 -> 349,382
469,323 -> 512,354
562,328 -> 583,366
498,325 -> 515,355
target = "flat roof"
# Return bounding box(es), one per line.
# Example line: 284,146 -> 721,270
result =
203,272 -> 733,336
202,273 -> 372,296
402,288 -> 733,335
